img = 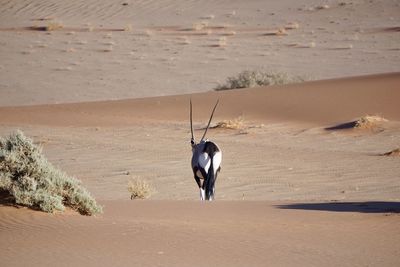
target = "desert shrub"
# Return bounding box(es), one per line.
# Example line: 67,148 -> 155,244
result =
354,115 -> 388,129
0,131 -> 102,215
45,22 -> 64,31
215,70 -> 306,90
211,116 -> 244,130
128,177 -> 154,199
382,148 -> 400,157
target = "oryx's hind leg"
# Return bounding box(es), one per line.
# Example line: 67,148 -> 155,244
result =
193,167 -> 207,201
194,176 -> 204,201
199,187 -> 205,201
199,168 -> 208,201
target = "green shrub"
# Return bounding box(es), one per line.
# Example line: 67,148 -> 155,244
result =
215,70 -> 306,90
0,131 -> 102,215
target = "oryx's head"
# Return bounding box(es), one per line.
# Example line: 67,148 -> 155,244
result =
190,99 -> 219,150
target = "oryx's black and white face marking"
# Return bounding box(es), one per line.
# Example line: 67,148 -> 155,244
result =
190,99 -> 222,201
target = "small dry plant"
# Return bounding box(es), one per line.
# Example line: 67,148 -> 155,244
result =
128,177 -> 154,199
192,21 -> 208,31
265,28 -> 288,36
144,29 -> 154,37
180,36 -> 191,45
124,24 -> 133,32
217,36 -> 227,47
382,148 -> 400,157
201,14 -> 215,20
285,22 -> 300,30
29,21 -> 64,32
45,22 -> 64,31
222,30 -> 236,36
212,116 -> 244,130
354,115 -> 388,129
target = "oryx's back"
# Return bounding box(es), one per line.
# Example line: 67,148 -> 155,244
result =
191,141 -> 221,170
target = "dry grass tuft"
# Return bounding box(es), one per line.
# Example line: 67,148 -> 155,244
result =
354,115 -> 388,129
217,36 -> 227,47
307,41 -> 317,48
285,22 -> 300,30
265,28 -> 288,36
382,148 -> 400,157
21,50 -> 35,55
55,66 -> 73,71
104,33 -> 113,39
101,46 -> 113,52
316,4 -> 330,10
124,24 -> 133,32
212,117 -> 244,130
222,30 -> 236,36
144,29 -> 154,37
45,22 -> 64,31
128,177 -> 154,199
192,21 -> 208,31
179,36 -> 191,45
288,42 -> 316,48
63,48 -> 76,53
28,22 -> 63,32
84,23 -> 94,32
201,14 -> 215,20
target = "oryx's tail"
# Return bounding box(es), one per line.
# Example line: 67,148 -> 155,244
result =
205,157 -> 216,200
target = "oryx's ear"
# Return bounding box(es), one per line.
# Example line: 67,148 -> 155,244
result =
201,99 -> 219,142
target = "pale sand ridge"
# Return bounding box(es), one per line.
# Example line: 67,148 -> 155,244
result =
0,73 -> 399,127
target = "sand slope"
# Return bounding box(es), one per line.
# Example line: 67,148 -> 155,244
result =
0,73 -> 399,127
1,73 -> 399,202
1,201 -> 399,267
1,75 -> 400,267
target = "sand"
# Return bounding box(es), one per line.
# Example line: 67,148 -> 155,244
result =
1,0 -> 400,106
1,74 -> 399,267
1,1 -> 400,266
1,201 -> 399,267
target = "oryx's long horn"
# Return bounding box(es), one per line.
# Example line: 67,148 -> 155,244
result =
190,98 -> 194,141
201,99 -> 219,141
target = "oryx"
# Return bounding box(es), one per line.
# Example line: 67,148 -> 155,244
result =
190,99 -> 222,201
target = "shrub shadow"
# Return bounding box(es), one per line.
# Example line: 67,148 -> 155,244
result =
0,190 -> 19,208
276,201 -> 400,213
325,121 -> 357,131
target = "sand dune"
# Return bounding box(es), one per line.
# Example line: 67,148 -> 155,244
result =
0,73 -> 399,127
1,73 -> 399,266
1,201 -> 399,267
1,1 -> 400,266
